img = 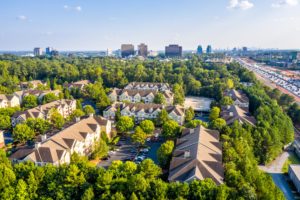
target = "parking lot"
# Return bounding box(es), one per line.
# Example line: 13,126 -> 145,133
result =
98,136 -> 163,168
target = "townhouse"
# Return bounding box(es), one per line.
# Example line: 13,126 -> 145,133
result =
124,82 -> 171,92
14,89 -> 60,103
168,126 -> 224,185
103,102 -> 185,125
221,105 -> 256,126
108,88 -> 174,105
10,116 -> 112,166
20,80 -> 46,90
64,80 -> 91,91
225,89 -> 249,108
11,99 -> 76,126
0,94 -> 20,108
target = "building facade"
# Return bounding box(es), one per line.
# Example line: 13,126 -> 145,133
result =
103,102 -> 185,125
197,45 -> 203,55
0,94 -> 20,108
165,44 -> 182,58
289,165 -> 300,193
121,44 -> 135,58
33,47 -> 43,56
124,82 -> 171,92
206,45 -> 212,54
138,43 -> 148,57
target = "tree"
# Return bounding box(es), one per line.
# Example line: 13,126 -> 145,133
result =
162,120 -> 180,139
157,140 -> 174,168
153,93 -> 166,105
173,84 -> 185,105
116,116 -> 134,133
209,107 -> 220,121
185,119 -> 208,128
210,118 -> 226,130
81,187 -> 94,200
84,105 -> 95,116
91,139 -> 109,159
50,109 -> 65,129
22,95 -> 38,109
42,93 -> 59,104
26,118 -> 50,135
13,124 -> 35,143
15,179 -> 28,200
70,109 -> 85,121
0,115 -> 11,130
220,96 -> 234,106
131,126 -> 147,146
226,79 -> 234,89
140,120 -> 155,135
185,107 -> 195,122
138,159 -> 161,179
156,109 -> 169,126
130,193 -> 138,200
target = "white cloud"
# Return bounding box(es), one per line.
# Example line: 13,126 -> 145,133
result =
63,5 -> 82,12
228,0 -> 254,10
17,15 -> 27,21
272,0 -> 299,7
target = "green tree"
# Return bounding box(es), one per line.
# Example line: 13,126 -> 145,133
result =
84,105 -> 95,115
153,93 -> 166,104
138,159 -> 161,179
185,119 -> 208,128
50,109 -> 65,129
185,107 -> 195,122
210,118 -> 226,130
70,109 -> 85,121
209,107 -> 220,121
131,126 -> 147,146
15,179 -> 28,200
140,120 -> 155,135
226,79 -> 234,89
157,140 -> 174,168
220,96 -> 234,106
81,187 -> 94,200
0,115 -> 11,130
130,193 -> 138,200
26,118 -> 50,135
42,93 -> 59,104
173,84 -> 185,105
22,95 -> 38,109
156,109 -> 169,126
91,139 -> 109,159
116,116 -> 134,133
162,120 -> 180,139
13,124 -> 35,143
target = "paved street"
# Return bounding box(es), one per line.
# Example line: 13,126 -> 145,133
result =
259,151 -> 296,200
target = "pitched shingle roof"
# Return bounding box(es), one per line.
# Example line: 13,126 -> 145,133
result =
168,126 -> 224,185
221,105 -> 256,126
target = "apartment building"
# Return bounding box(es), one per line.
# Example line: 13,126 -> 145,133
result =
221,105 -> 256,126
20,80 -> 46,90
14,89 -> 60,103
0,94 -> 20,108
10,116 -> 112,166
103,102 -> 185,125
64,80 -> 91,91
225,89 -> 249,108
11,99 -> 76,126
108,88 -> 173,105
124,82 -> 171,92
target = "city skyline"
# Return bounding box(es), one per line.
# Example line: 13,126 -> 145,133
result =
1,0 -> 300,51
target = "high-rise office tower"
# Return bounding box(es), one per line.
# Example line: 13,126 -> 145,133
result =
197,45 -> 203,55
45,47 -> 53,55
165,44 -> 182,58
206,45 -> 212,54
33,47 -> 43,56
138,43 -> 148,57
121,44 -> 135,58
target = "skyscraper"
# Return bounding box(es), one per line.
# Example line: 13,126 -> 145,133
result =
46,47 -> 53,55
197,45 -> 203,55
206,45 -> 212,54
121,44 -> 135,58
138,43 -> 148,57
33,47 -> 43,56
165,44 -> 182,58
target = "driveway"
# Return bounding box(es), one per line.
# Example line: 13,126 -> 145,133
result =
259,151 -> 296,200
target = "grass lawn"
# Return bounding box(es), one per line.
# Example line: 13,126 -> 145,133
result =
282,153 -> 300,173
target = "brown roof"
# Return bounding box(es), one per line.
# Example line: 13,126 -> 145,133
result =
225,89 -> 249,104
125,82 -> 171,90
168,126 -> 224,185
221,105 -> 256,126
110,88 -> 173,99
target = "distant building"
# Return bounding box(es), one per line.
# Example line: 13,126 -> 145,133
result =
107,49 -> 113,56
64,80 -> 91,91
206,45 -> 212,54
138,43 -> 148,57
0,94 -> 20,108
51,50 -> 59,56
165,44 -> 182,58
197,45 -> 203,55
33,48 -> 43,56
124,82 -> 171,91
242,47 -> 248,52
46,47 -> 53,55
221,105 -> 256,126
289,165 -> 300,193
121,44 -> 135,58
225,89 -> 249,108
19,80 -> 46,90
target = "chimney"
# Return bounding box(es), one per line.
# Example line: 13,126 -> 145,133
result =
184,150 -> 191,158
41,134 -> 47,142
227,105 -> 231,110
89,113 -> 94,117
75,117 -> 80,122
229,112 -> 234,117
35,142 -> 41,149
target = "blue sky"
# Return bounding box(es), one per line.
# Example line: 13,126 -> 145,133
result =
0,0 -> 300,50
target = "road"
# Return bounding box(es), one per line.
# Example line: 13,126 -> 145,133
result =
259,151 -> 295,200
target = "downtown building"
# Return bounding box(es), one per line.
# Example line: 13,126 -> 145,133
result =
138,43 -> 148,57
33,47 -> 43,56
165,44 -> 182,58
121,44 -> 135,58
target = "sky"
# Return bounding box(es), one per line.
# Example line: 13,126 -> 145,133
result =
0,0 -> 300,51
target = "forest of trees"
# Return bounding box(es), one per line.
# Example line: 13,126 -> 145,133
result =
0,54 -> 295,199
